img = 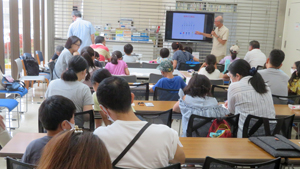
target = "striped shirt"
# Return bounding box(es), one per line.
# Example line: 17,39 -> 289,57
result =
227,76 -> 275,138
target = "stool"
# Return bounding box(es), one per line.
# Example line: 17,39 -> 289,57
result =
0,99 -> 19,129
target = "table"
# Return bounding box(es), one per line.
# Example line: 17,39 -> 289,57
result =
179,71 -> 225,79
129,68 -> 183,79
133,100 -> 177,114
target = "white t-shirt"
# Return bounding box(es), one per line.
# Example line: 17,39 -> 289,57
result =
198,67 -> 221,79
211,25 -> 229,57
244,49 -> 266,68
94,120 -> 180,169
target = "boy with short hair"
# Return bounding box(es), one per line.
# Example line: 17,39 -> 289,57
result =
150,60 -> 186,92
21,95 -> 76,165
156,48 -> 172,64
122,43 -> 138,62
258,49 -> 289,104
49,45 -> 64,62
90,36 -> 111,61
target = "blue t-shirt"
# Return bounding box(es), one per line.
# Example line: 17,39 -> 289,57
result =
172,50 -> 194,69
152,76 -> 186,91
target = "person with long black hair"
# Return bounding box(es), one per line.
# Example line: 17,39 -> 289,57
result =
288,61 -> 300,95
225,59 -> 275,138
81,46 -> 100,88
198,54 -> 220,79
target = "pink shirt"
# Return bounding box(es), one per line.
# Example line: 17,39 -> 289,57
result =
105,60 -> 128,75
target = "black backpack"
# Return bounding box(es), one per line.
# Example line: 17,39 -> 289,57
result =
23,55 -> 39,76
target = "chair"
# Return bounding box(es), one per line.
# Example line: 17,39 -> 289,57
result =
210,79 -> 223,85
126,62 -> 141,68
242,114 -> 295,139
178,62 -> 202,71
99,61 -> 106,67
6,156 -> 36,169
129,83 -> 149,100
153,87 -> 179,101
75,110 -> 95,131
0,99 -> 20,129
272,94 -> 300,105
135,109 -> 172,127
149,73 -> 163,84
216,64 -> 224,72
142,62 -> 159,69
48,62 -> 55,81
159,163 -> 181,169
115,75 -> 137,83
23,53 -> 32,59
202,156 -> 281,169
211,85 -> 228,102
35,50 -> 45,67
186,114 -> 239,137
256,65 -> 264,70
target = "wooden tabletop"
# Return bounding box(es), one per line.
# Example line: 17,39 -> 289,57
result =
274,104 -> 300,120
133,100 -> 177,114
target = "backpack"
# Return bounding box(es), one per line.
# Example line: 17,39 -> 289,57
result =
2,75 -> 25,91
23,55 -> 39,76
207,119 -> 232,138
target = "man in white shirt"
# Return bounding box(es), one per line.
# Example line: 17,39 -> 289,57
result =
93,76 -> 185,169
196,16 -> 229,62
244,40 -> 266,68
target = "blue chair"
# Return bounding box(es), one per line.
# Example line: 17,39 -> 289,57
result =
0,99 -> 19,129
0,87 -> 28,113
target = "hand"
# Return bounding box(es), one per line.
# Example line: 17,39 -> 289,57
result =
195,31 -> 202,35
211,31 -> 217,37
0,115 -> 5,130
202,62 -> 207,67
224,101 -> 228,108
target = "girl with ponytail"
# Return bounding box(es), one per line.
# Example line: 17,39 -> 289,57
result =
172,42 -> 199,69
81,46 -> 100,88
198,54 -> 220,79
173,74 -> 229,137
225,59 -> 275,138
105,51 -> 130,75
45,56 -> 94,128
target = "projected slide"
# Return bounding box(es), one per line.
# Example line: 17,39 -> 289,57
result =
172,13 -> 205,40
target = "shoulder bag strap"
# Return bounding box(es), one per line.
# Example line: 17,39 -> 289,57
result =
112,123 -> 151,167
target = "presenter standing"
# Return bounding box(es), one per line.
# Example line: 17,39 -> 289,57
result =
195,16 -> 229,62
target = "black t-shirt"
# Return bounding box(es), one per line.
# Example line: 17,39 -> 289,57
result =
51,53 -> 59,61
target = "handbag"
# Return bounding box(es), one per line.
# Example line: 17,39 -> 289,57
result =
207,119 -> 232,138
2,76 -> 25,91
186,59 -> 200,65
112,123 -> 151,169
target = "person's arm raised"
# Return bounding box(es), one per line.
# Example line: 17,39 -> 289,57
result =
195,31 -> 212,38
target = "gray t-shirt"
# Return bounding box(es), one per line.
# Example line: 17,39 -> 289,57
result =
172,50 -> 194,69
123,54 -> 138,63
53,48 -> 73,79
258,68 -> 289,104
21,136 -> 52,165
45,79 -> 94,126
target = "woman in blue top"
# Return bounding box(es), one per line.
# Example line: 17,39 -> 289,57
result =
172,42 -> 199,69
173,74 -> 229,137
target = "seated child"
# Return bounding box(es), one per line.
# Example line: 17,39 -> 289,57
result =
122,43 -> 138,62
173,74 -> 230,137
94,51 -> 103,68
150,60 -> 186,93
156,48 -> 172,64
198,54 -> 220,79
90,36 -> 111,61
21,95 -> 76,165
49,45 -> 64,62
105,51 -> 130,75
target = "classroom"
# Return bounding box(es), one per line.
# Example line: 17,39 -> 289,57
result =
1,0 -> 300,168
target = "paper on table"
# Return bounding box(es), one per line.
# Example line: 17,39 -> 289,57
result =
145,103 -> 154,107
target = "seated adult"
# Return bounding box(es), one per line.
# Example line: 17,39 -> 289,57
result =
37,131 -> 111,169
173,74 -> 229,137
123,43 -> 138,62
198,54 -> 220,79
150,61 -> 186,93
288,61 -> 300,95
172,42 -> 199,69
21,95 -> 76,165
53,36 -> 82,79
219,45 -> 240,64
90,36 -> 110,61
105,51 -> 130,75
45,56 -> 93,127
225,59 -> 275,138
93,77 -> 185,168
258,49 -> 289,104
81,46 -> 100,88
244,40 -> 266,68
49,45 -> 64,62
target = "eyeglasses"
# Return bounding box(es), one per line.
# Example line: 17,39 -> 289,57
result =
74,43 -> 81,47
291,66 -> 297,69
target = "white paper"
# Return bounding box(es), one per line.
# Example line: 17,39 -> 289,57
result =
145,103 -> 154,107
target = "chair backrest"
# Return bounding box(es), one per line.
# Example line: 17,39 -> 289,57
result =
48,62 -> 55,80
75,110 -> 95,131
242,114 -> 295,139
210,79 -> 223,85
35,50 -> 44,66
178,62 -> 202,71
126,62 -> 141,68
216,64 -> 224,72
186,114 -> 240,137
272,94 -> 300,105
153,87 -> 179,101
211,85 -> 228,102
256,65 -> 264,70
14,58 -> 24,79
135,109 -> 172,127
114,75 -> 137,83
158,163 -> 181,169
99,61 -> 106,67
142,62 -> 159,69
202,156 -> 281,169
129,83 -> 149,100
6,156 -> 37,169
149,73 -> 163,84
23,53 -> 32,59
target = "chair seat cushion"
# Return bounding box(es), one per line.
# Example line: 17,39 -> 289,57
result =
20,76 -> 46,81
0,99 -> 18,111
0,88 -> 28,97
39,72 -> 50,80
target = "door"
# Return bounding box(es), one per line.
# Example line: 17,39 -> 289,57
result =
282,0 -> 300,75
